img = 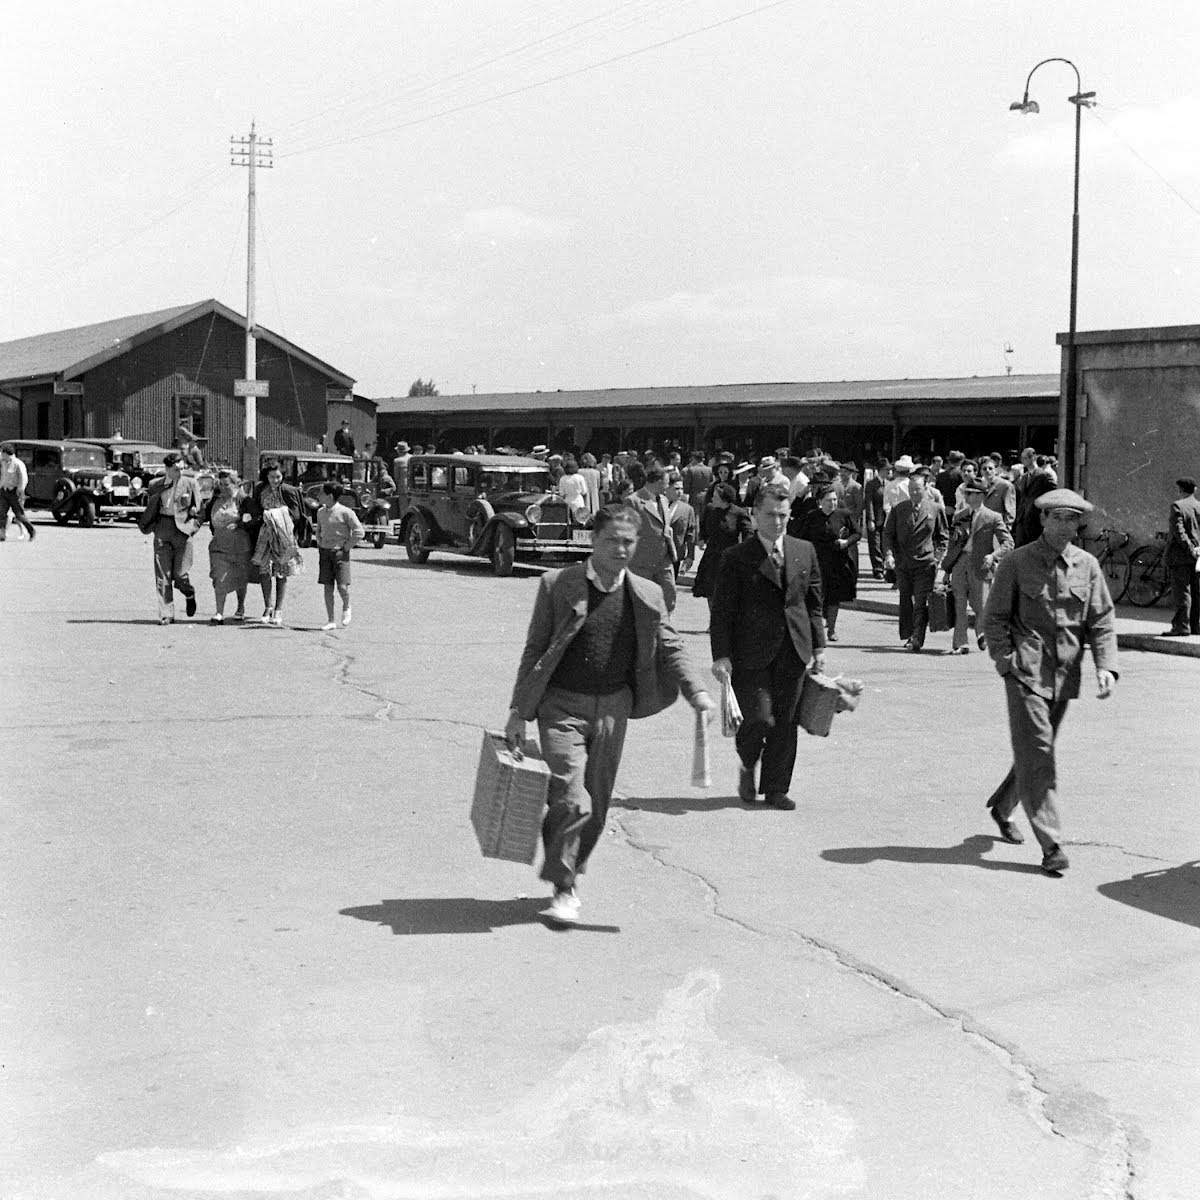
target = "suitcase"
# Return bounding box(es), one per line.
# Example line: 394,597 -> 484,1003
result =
927,587 -> 951,633
470,731 -> 551,864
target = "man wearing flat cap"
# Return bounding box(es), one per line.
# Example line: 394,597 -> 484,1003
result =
981,489 -> 1118,874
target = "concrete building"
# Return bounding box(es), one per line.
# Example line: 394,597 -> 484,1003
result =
1063,323 -> 1200,543
0,300 -> 355,465
374,374 -> 1061,466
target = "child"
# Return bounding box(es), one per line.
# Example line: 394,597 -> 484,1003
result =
315,483 -> 364,630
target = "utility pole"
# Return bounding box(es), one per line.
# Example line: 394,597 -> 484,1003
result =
230,121 -> 273,480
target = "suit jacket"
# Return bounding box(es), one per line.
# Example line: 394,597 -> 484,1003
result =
625,487 -> 677,609
882,496 -> 948,568
666,499 -> 697,560
942,507 -> 1013,579
138,475 -> 203,536
1013,472 -> 1056,547
709,535 -> 825,671
509,565 -> 706,721
1167,494 -> 1200,565
840,479 -> 864,527
983,478 -> 1016,527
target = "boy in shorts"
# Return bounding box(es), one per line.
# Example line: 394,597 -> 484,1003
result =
315,483 -> 364,629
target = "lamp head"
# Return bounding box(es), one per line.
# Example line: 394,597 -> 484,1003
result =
1009,96 -> 1040,114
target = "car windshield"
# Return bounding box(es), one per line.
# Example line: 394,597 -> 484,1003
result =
480,468 -> 550,493
119,448 -> 169,469
62,447 -> 107,470
296,460 -> 339,484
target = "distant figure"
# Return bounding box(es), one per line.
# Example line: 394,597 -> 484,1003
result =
882,465 -> 948,652
625,463 -> 677,611
316,483 -> 364,631
1164,476 -> 1200,636
202,470 -> 251,623
138,451 -> 202,624
246,458 -> 304,627
333,420 -> 355,457
941,478 -> 1012,654
0,442 -> 36,541
316,435 -> 327,453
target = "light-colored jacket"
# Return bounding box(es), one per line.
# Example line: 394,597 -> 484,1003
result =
509,564 -> 706,722
942,507 -> 1013,580
983,537 -> 1118,701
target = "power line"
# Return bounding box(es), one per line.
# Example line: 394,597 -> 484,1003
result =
1089,106 -> 1200,221
280,0 -> 792,160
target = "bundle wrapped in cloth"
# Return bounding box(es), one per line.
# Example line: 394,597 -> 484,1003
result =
797,672 -> 865,737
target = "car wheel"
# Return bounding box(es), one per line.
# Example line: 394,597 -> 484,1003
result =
52,483 -> 73,524
372,531 -> 386,549
405,516 -> 431,563
77,497 -> 97,527
491,524 -> 515,576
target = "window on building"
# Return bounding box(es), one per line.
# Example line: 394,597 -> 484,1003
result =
175,394 -> 207,440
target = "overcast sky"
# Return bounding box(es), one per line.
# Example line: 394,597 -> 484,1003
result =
1,1 -> 1196,397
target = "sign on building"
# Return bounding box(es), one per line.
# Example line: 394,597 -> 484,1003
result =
234,379 -> 270,398
54,380 -> 84,396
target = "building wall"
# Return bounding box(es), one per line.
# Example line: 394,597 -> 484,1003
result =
327,398 -> 378,456
1077,334 -> 1200,543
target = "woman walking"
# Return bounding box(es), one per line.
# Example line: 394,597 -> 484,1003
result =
203,470 -> 252,623
691,483 -> 752,609
246,459 -> 304,626
795,486 -> 859,641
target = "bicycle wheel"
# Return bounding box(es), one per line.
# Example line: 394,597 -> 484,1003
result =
1125,546 -> 1168,607
1101,547 -> 1131,603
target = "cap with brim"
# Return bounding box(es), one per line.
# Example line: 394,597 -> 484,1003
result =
531,445 -> 549,454
838,461 -> 858,473
734,461 -> 754,475
961,479 -> 987,494
396,441 -> 409,452
1034,488 -> 1093,514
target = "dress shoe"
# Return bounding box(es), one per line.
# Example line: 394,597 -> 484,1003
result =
902,637 -> 914,648
987,805 -> 1024,844
945,645 -> 969,656
977,634 -> 986,651
765,793 -> 796,810
738,764 -> 758,804
826,630 -> 838,642
185,595 -> 197,618
1041,845 -> 1069,873
1161,628 -> 1190,637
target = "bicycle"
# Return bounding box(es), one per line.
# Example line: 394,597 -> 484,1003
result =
1125,531 -> 1169,607
1082,527 -> 1133,603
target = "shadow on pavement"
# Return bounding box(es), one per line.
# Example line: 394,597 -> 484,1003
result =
66,618 -> 176,626
340,896 -> 620,934
614,794 -> 762,815
355,555 -> 542,577
821,833 -> 1045,874
1097,861 -> 1200,929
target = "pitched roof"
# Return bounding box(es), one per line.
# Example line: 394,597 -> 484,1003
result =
0,299 -> 354,388
372,373 -> 1060,416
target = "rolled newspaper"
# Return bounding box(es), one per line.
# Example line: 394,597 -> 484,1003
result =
691,707 -> 711,788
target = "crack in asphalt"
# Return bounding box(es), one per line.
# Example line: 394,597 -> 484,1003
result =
1062,840 -> 1169,864
610,808 -> 1139,1196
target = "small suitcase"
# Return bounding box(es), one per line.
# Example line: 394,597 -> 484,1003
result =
927,587 -> 950,633
470,731 -> 551,864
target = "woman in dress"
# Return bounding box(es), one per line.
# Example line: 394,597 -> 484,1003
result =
203,470 -> 252,623
691,483 -> 752,607
245,459 -> 304,626
795,486 -> 859,641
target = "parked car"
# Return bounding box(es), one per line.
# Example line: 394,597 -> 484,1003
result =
397,453 -> 592,575
78,437 -> 222,508
258,449 -> 357,546
8,438 -> 142,526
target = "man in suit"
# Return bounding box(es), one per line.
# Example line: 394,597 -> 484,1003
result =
979,454 -> 1016,528
680,450 -> 712,527
1012,457 -> 1058,546
934,450 -> 965,514
883,465 -> 949,651
940,477 -> 1013,654
710,482 -> 827,811
982,489 -> 1118,873
664,471 -> 698,578
137,451 -> 203,624
1164,476 -> 1200,636
624,463 -> 678,611
505,504 -> 713,925
862,463 -> 888,579
837,461 -> 864,536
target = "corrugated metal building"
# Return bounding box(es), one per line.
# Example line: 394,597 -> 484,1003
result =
0,300 -> 356,464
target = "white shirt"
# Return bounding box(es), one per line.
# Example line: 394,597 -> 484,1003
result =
0,455 -> 28,491
586,558 -> 626,593
557,472 -> 588,511
883,475 -> 911,514
757,534 -> 785,561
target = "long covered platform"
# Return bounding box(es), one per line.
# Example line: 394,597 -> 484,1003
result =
374,373 -> 1060,463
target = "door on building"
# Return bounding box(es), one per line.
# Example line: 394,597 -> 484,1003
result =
37,402 -> 50,439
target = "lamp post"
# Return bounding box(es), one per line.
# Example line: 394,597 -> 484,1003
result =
1010,58 -> 1095,489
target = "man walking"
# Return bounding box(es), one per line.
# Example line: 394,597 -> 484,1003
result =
680,450 -> 712,526
0,443 -> 36,541
505,504 -> 713,925
862,463 -> 888,579
138,451 -> 203,624
664,471 -> 698,578
1163,476 -> 1200,636
710,482 -> 827,811
940,477 -> 1012,654
625,463 -> 678,611
980,454 -> 1016,528
982,489 -> 1118,873
883,465 -> 948,651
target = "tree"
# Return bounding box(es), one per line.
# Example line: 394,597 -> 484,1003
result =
408,378 -> 439,397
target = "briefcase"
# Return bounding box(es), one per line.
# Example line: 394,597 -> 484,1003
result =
470,731 -> 551,864
927,587 -> 950,633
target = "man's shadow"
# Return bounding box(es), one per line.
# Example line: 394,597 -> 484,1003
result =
613,794 -> 753,816
340,897 -> 620,934
822,834 -> 1045,874
1097,861 -> 1200,929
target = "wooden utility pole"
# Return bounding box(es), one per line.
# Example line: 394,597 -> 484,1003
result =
230,121 -> 273,480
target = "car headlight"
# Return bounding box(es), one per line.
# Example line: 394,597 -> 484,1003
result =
131,476 -> 143,490
524,504 -> 543,524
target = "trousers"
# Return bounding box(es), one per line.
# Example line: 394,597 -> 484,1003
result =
536,685 -> 632,891
153,520 -> 196,614
950,560 -> 989,650
986,677 -> 1068,853
732,639 -> 806,797
1167,560 -> 1200,634
895,561 -> 936,646
865,522 -> 883,574
0,487 -> 35,538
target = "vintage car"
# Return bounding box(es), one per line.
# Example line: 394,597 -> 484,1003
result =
78,438 -> 221,508
256,449 -> 394,547
8,438 -> 142,526
397,453 -> 592,575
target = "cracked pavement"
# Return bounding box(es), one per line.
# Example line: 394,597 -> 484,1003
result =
3,524 -> 1198,1198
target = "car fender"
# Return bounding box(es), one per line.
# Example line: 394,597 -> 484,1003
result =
401,502 -> 443,542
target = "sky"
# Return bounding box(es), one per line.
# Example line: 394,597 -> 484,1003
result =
1,0 -> 1197,398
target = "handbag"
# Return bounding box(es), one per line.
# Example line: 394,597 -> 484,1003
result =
797,672 -> 865,737
927,587 -> 950,633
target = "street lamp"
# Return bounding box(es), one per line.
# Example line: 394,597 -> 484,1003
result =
1010,58 -> 1095,489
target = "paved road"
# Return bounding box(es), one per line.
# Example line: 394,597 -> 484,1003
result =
3,523 -> 1198,1199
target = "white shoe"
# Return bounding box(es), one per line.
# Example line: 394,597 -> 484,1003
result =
341,606 -> 352,627
271,612 -> 284,627
259,610 -> 274,624
544,888 -> 580,926
321,621 -> 337,631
